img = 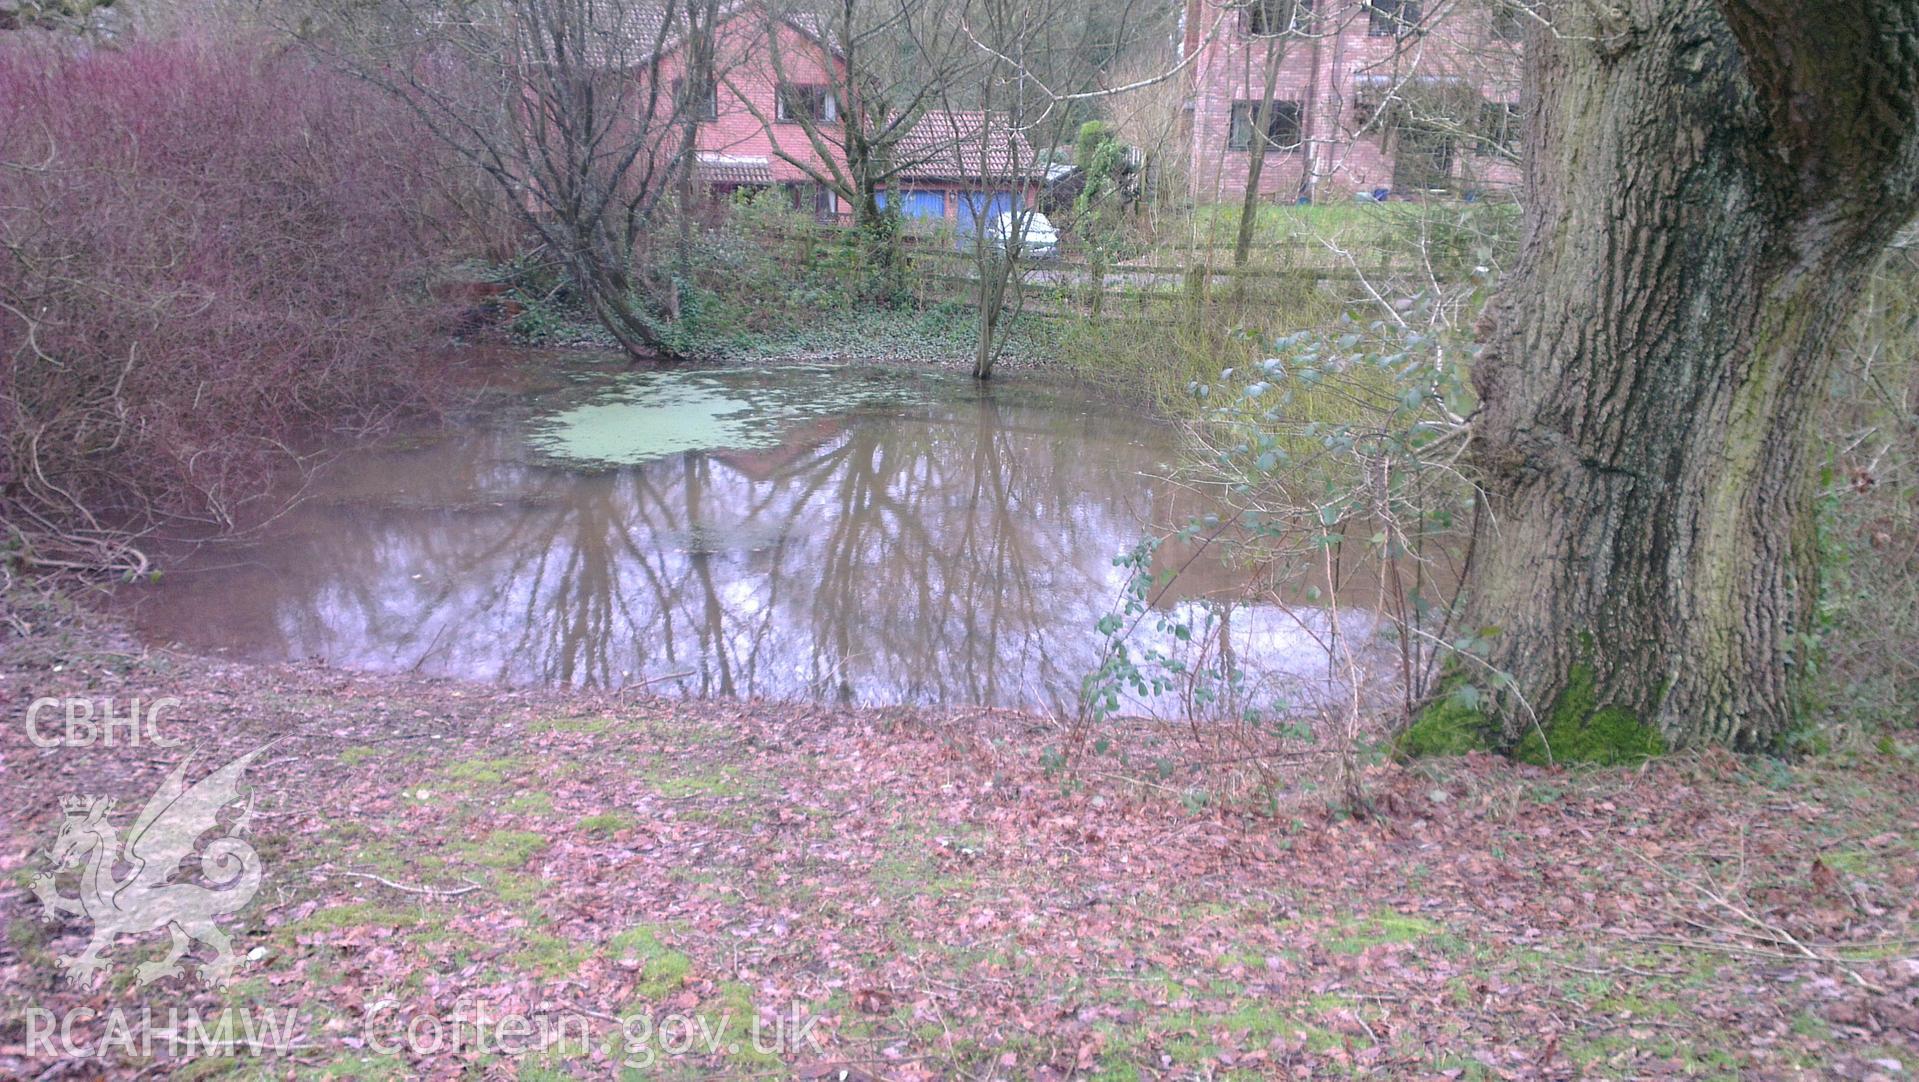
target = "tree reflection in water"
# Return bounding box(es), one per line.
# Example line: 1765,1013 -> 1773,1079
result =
123,382 -> 1376,716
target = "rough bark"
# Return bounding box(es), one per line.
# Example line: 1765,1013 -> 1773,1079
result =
1461,0 -> 1919,752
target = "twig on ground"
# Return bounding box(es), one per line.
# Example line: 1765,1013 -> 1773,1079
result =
1622,846 -> 1889,993
334,870 -> 481,897
618,670 -> 696,695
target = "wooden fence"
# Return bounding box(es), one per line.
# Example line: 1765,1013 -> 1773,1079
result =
773,223 -> 1426,324
901,247 -> 1405,323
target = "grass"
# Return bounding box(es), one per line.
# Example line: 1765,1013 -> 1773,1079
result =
1182,199 -> 1520,261
456,829 -> 549,869
608,925 -> 693,1000
1047,195 -> 1519,413
1188,200 -> 1402,248
439,755 -> 529,787
1055,296 -> 1326,407
1321,910 -> 1442,954
648,765 -> 756,799
575,809 -> 636,835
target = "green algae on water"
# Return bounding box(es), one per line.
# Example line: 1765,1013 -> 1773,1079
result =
527,379 -> 771,467
525,366 -> 932,469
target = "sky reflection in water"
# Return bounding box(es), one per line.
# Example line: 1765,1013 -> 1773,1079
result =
121,365 -> 1374,716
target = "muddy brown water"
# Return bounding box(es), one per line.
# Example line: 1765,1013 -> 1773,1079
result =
114,360 -> 1373,716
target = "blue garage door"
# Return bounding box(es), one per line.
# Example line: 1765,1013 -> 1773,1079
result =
877,189 -> 948,221
957,191 -> 1017,238
907,190 -> 947,220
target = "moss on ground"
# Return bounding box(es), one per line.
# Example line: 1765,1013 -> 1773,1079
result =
456,829 -> 548,869
649,765 -> 755,798
511,931 -> 592,978
576,810 -> 637,835
702,981 -> 782,1069
439,755 -> 529,787
295,1053 -> 411,1080
490,871 -> 545,905
279,903 -> 423,939
505,791 -> 555,815
8,916 -> 53,967
608,925 -> 693,1000
529,715 -> 620,735
1323,911 -> 1442,954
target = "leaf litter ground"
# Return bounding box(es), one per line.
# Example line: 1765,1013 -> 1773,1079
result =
2,642 -> 1916,1080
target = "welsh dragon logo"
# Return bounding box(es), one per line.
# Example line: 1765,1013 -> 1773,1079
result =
31,748 -> 267,987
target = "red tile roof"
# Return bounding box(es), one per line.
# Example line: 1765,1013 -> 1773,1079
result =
893,110 -> 1037,182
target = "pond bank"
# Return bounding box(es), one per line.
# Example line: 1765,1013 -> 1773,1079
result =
4,608 -> 1916,1079
491,292 -> 1073,380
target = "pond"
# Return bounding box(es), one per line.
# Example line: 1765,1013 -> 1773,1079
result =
116,360 -> 1374,717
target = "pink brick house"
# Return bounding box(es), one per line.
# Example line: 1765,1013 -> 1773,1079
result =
637,3 -> 848,216
1179,0 -> 1523,201
644,1 -> 1037,226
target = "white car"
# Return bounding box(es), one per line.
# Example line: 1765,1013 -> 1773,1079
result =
981,211 -> 1060,259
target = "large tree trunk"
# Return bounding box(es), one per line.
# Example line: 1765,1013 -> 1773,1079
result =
1461,0 -> 1919,754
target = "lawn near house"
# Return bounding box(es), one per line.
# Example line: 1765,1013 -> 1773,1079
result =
1165,201 -> 1519,263
3,638 -> 1917,1080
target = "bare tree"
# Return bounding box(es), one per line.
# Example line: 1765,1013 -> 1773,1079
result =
941,0 -> 1176,379
1093,42 -> 1191,227
741,0 -> 984,294
1228,2 -> 1305,273
315,0 -> 723,359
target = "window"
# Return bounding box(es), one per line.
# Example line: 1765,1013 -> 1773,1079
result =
1367,0 -> 1422,36
1228,100 -> 1303,151
1243,0 -> 1312,35
1490,1 -> 1525,42
776,83 -> 837,123
1476,100 -> 1520,156
670,76 -> 718,121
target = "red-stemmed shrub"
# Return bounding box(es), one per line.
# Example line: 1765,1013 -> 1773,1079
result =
0,38 -> 466,571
